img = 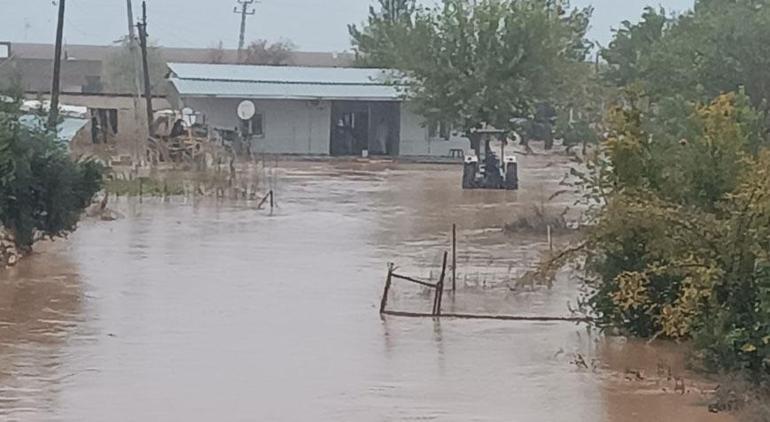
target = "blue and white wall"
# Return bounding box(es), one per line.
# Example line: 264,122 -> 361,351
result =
182,97 -> 332,155
180,96 -> 471,157
399,103 -> 471,157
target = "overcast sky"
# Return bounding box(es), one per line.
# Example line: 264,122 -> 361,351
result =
0,0 -> 693,52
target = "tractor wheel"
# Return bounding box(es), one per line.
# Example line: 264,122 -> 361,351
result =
505,163 -> 519,190
462,162 -> 477,189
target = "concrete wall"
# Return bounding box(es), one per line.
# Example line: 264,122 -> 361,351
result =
399,103 -> 471,157
24,93 -> 170,146
182,97 -> 331,155
178,96 -> 472,157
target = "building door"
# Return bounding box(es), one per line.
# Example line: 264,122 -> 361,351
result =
330,101 -> 370,156
330,101 -> 400,156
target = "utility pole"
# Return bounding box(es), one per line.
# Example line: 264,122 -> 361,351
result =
126,0 -> 144,112
233,0 -> 257,63
48,0 -> 66,131
137,1 -> 154,135
126,0 -> 147,162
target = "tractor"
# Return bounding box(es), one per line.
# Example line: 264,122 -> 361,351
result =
462,126 -> 519,190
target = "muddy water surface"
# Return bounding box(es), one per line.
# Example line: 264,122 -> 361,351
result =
0,155 -> 733,421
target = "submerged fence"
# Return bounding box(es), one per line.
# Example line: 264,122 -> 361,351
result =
379,224 -> 591,324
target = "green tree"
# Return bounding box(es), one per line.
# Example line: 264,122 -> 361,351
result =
602,0 -> 770,109
354,0 -> 592,138
104,37 -> 167,95
0,94 -> 103,251
348,0 -> 418,67
601,7 -> 668,87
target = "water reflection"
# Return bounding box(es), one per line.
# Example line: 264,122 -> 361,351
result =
0,246 -> 84,421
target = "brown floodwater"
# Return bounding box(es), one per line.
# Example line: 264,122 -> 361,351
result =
0,155 -> 734,421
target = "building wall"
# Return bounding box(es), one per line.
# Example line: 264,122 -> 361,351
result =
177,96 -> 472,158
399,104 -> 471,157
182,97 -> 332,155
24,93 -> 170,146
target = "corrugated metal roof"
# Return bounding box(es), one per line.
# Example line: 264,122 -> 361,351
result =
167,63 -> 405,101
169,78 -> 402,101
168,63 -> 393,84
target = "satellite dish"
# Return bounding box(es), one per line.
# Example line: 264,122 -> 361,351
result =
237,100 -> 256,120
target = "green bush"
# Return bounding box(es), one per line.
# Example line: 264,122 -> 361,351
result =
554,90 -> 770,381
0,96 -> 103,251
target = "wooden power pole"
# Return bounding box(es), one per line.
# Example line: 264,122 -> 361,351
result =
125,0 -> 144,118
137,1 -> 154,135
125,0 -> 148,163
234,0 -> 256,63
47,0 -> 66,131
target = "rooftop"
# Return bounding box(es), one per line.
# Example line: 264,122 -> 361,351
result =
168,63 -> 405,101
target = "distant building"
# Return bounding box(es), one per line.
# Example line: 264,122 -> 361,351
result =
166,63 -> 470,157
22,92 -> 170,148
0,42 -> 355,95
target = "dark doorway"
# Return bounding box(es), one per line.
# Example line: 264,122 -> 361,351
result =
330,101 -> 400,156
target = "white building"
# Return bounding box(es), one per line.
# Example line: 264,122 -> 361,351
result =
166,63 -> 470,157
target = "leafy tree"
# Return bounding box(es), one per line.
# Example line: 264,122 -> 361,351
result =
554,61 -> 612,154
602,0 -> 770,109
241,39 -> 295,65
601,7 -> 668,87
0,94 -> 103,251
354,0 -> 592,140
348,0 -> 418,67
104,37 -> 167,95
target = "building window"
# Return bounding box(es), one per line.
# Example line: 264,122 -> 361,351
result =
428,120 -> 451,140
241,113 -> 264,138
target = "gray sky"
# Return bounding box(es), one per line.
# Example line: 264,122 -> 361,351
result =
0,0 -> 694,52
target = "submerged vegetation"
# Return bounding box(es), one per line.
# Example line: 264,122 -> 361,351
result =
572,0 -> 770,385
570,91 -> 770,381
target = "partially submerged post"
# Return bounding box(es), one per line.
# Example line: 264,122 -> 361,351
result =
379,263 -> 394,314
257,190 -> 275,212
452,224 -> 457,292
547,225 -> 553,253
433,252 -> 448,316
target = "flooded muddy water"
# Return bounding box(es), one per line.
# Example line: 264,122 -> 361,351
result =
0,155 -> 733,421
